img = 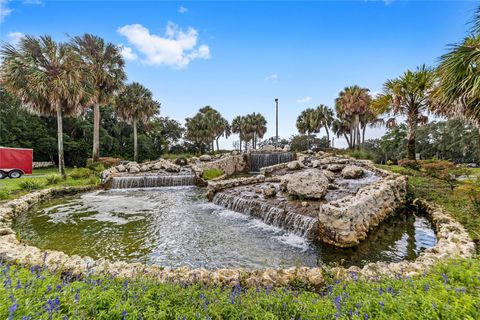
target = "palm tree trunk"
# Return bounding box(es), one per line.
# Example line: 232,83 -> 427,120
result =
355,114 -> 361,149
477,127 -> 480,164
406,111 -> 417,160
239,136 -> 242,152
92,103 -> 100,162
133,118 -> 138,162
362,125 -> 366,144
216,138 -> 219,152
324,126 -> 330,147
344,133 -> 352,149
56,107 -> 66,177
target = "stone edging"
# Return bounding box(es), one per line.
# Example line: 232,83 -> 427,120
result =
0,186 -> 475,288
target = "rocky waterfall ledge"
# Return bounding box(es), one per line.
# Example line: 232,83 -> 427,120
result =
0,186 -> 474,288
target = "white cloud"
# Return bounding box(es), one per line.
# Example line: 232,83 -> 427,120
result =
0,0 -> 13,22
383,0 -> 394,5
264,73 -> 278,81
118,44 -> 138,61
178,6 -> 188,14
7,31 -> 25,45
296,96 -> 312,104
117,22 -> 210,68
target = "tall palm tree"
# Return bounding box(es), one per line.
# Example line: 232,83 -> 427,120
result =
436,6 -> 480,160
313,104 -> 334,145
0,35 -> 92,176
231,115 -> 247,152
116,82 -> 159,161
332,118 -> 352,148
214,117 -> 231,151
296,108 -> 317,148
244,112 -> 267,149
335,85 -> 372,149
375,65 -> 436,159
71,34 -> 126,162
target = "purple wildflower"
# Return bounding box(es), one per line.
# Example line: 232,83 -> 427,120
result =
121,310 -> 127,320
8,303 -> 19,320
379,301 -> 385,308
441,273 -> 449,284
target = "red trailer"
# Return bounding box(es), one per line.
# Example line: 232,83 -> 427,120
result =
0,147 -> 33,179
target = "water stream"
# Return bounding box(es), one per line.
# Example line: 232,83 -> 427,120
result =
249,152 -> 295,172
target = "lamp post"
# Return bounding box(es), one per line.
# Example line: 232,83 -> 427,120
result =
275,98 -> 279,148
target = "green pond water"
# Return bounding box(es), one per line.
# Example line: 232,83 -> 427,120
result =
13,187 -> 437,269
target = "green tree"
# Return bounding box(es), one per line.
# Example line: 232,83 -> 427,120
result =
116,82 -> 160,161
231,116 -> 247,152
335,86 -> 372,149
0,36 -> 92,176
244,112 -> 267,149
71,34 -> 126,162
375,65 -> 436,159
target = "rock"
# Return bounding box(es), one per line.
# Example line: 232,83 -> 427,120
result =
321,170 -> 336,182
263,184 -> 277,197
262,145 -> 275,151
175,157 -> 188,166
326,164 -> 344,172
140,165 -> 149,172
311,160 -> 321,168
287,161 -> 303,170
281,169 -> 329,199
231,150 -> 239,155
129,166 -> 140,174
255,189 -> 262,194
341,165 -> 364,179
199,154 -> 212,161
301,201 -> 309,207
283,145 -> 291,152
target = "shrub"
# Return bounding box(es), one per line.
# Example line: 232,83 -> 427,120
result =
0,189 -> 10,200
88,175 -> 100,185
45,174 -> 62,185
69,168 -> 92,180
398,159 -> 421,170
18,179 -> 43,191
203,168 -> 224,180
87,163 -> 106,174
386,160 -> 394,166
421,160 -> 468,190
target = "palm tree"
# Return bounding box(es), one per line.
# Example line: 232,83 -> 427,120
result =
214,117 -> 231,151
116,82 -> 159,161
71,34 -> 126,162
332,118 -> 352,148
335,86 -> 372,149
244,112 -> 267,149
0,36 -> 92,176
314,104 -> 334,145
296,108 -> 316,148
375,65 -> 436,159
436,6 -> 480,160
231,115 -> 247,152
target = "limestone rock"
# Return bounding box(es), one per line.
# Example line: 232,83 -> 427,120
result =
283,145 -> 291,152
287,161 -> 303,170
199,154 -> 212,161
321,170 -> 336,182
140,165 -> 149,172
262,145 -> 275,151
263,184 -> 277,197
128,166 -> 140,174
341,165 -> 364,179
281,169 -> 329,199
326,164 -> 344,172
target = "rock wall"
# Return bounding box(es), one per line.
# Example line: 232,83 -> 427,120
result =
318,175 -> 408,247
0,186 -> 475,288
192,154 -> 248,179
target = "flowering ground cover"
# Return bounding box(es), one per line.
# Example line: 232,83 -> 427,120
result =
1,258 -> 479,319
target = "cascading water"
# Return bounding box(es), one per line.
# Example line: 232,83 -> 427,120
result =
213,192 -> 318,239
111,174 -> 196,189
249,152 -> 295,172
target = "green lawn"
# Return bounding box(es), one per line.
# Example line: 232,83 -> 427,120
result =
0,167 -> 99,202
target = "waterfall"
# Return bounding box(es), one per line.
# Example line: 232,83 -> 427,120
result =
111,175 -> 196,189
213,192 -> 317,239
249,152 -> 295,172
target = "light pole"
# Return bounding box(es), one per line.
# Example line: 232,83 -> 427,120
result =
275,98 -> 279,148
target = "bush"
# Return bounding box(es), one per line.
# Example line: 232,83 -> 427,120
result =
87,163 -> 106,174
18,179 -> 43,191
0,189 -> 10,200
45,174 -> 62,185
69,168 -> 92,180
421,160 -> 467,190
386,160 -> 394,166
203,168 -> 224,180
88,175 -> 100,185
398,159 -> 421,170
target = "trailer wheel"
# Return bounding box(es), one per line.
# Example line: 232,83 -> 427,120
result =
0,171 -> 6,179
8,170 -> 23,179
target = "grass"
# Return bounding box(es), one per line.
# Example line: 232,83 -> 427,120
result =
203,168 -> 225,180
379,165 -> 480,246
0,258 -> 478,319
0,167 -> 99,202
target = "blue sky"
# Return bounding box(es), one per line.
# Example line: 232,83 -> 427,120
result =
0,0 -> 478,148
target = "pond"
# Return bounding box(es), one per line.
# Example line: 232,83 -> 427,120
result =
13,187 -> 437,269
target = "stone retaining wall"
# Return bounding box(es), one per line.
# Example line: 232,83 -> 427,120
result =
192,154 -> 248,179
0,186 -> 475,288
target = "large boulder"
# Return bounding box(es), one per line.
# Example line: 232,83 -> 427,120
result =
280,169 -> 329,200
287,161 -> 303,170
341,165 -> 364,179
326,164 -> 345,172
